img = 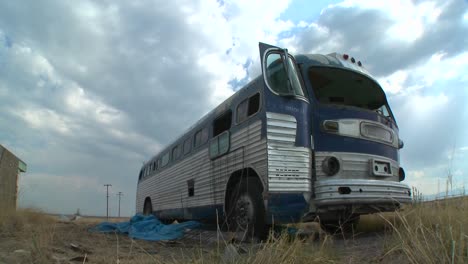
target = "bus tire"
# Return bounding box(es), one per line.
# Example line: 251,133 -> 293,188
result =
143,199 -> 153,215
227,178 -> 267,240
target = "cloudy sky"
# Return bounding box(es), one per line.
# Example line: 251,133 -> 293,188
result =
1,0 -> 467,216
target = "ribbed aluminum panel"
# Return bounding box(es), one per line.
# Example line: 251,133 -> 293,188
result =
136,120 -> 267,214
315,151 -> 399,181
266,112 -> 311,192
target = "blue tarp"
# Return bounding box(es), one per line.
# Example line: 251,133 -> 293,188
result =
90,214 -> 201,241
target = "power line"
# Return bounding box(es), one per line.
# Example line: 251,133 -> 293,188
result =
117,192 -> 123,218
104,184 -> 112,219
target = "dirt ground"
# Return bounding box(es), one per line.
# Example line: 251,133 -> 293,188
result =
0,214 -> 399,264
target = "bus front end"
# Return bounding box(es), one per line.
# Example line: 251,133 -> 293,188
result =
297,53 -> 411,223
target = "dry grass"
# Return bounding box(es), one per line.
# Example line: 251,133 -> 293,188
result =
1,197 -> 467,263
378,197 -> 468,264
0,208 -> 338,263
0,207 -> 57,263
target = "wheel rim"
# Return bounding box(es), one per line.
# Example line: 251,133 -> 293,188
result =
234,194 -> 255,232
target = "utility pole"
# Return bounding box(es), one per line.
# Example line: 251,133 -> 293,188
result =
104,184 -> 112,219
117,192 -> 123,217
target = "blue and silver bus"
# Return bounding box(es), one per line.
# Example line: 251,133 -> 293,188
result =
136,42 -> 411,237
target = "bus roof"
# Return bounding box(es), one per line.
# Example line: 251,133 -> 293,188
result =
295,53 -> 376,82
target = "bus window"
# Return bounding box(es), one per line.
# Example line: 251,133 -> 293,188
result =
183,138 -> 191,155
210,111 -> 231,159
194,127 -> 208,148
237,93 -> 260,123
265,53 -> 304,97
138,169 -> 143,180
161,152 -> 170,167
201,128 -> 208,144
172,146 -> 180,161
153,160 -> 158,171
309,67 -> 391,119
236,99 -> 248,123
248,93 -> 260,116
187,179 -> 195,197
213,110 -> 232,137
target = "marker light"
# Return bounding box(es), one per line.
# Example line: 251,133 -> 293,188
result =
358,61 -> 362,66
323,120 -> 339,132
351,57 -> 355,63
343,54 -> 349,60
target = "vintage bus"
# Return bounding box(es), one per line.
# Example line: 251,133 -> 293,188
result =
136,42 -> 411,237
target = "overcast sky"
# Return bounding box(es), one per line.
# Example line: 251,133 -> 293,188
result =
1,0 -> 467,216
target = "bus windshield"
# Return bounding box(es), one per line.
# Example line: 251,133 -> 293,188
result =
308,67 -> 392,118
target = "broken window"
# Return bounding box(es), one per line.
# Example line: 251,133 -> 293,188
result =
308,67 -> 393,120
213,110 -> 232,137
237,93 -> 260,123
187,179 -> 195,197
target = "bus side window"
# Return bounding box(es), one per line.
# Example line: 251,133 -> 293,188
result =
187,179 -> 195,197
213,110 -> 232,137
138,169 -> 143,180
161,152 -> 170,167
210,110 -> 232,159
194,130 -> 202,148
237,93 -> 260,124
201,127 -> 208,144
172,145 -> 180,161
248,93 -> 260,115
237,99 -> 248,123
153,160 -> 158,171
194,127 -> 208,148
183,138 -> 191,155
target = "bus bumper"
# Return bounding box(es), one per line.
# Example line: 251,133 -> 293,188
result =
313,179 -> 411,210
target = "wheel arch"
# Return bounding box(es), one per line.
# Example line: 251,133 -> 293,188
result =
143,196 -> 153,214
223,167 -> 265,215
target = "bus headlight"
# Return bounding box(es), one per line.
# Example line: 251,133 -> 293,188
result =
322,156 -> 340,176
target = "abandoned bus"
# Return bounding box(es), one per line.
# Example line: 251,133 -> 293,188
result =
136,42 -> 411,237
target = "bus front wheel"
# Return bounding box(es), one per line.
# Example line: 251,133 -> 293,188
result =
227,178 -> 267,240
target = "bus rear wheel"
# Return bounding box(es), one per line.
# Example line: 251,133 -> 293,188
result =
227,178 -> 267,240
143,199 -> 153,215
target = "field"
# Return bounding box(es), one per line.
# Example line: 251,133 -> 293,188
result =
0,197 -> 467,264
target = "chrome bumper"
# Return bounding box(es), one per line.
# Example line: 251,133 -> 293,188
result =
314,179 -> 412,206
